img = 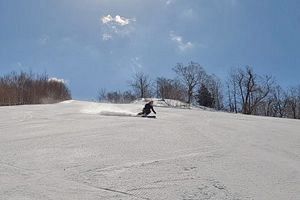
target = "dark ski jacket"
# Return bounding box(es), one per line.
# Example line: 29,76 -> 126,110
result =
143,102 -> 156,114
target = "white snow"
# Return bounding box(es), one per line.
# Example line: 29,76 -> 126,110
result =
0,100 -> 299,200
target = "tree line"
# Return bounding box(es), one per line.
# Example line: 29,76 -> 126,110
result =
99,61 -> 300,120
0,71 -> 71,106
226,66 -> 300,119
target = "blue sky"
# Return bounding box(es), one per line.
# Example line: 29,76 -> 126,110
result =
0,0 -> 299,100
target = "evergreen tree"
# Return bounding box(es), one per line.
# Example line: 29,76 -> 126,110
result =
197,84 -> 214,107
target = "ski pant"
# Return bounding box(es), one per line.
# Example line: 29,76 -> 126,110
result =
138,109 -> 151,116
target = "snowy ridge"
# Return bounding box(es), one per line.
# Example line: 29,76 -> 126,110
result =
0,100 -> 299,200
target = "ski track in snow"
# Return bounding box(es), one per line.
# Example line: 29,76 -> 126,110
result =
0,100 -> 299,200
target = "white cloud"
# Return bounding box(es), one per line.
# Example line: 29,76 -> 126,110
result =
115,15 -> 130,26
100,14 -> 136,41
101,15 -> 135,26
48,77 -> 66,84
169,31 -> 194,52
101,15 -> 114,24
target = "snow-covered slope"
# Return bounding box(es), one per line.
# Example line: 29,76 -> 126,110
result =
0,100 -> 299,200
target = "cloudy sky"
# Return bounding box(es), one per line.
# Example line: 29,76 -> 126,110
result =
0,0 -> 299,100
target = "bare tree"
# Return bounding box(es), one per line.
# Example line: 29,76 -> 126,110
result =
97,89 -> 136,103
285,86 -> 300,119
156,77 -> 171,100
205,74 -> 224,110
286,92 -> 297,119
229,66 -> 273,115
122,91 -> 136,103
271,85 -> 288,118
173,62 -> 206,104
258,91 -> 276,117
226,69 -> 239,113
0,71 -> 71,106
98,88 -> 107,102
129,71 -> 152,98
107,91 -> 122,103
156,77 -> 185,101
227,67 -> 300,120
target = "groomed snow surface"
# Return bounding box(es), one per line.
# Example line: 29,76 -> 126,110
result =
0,100 -> 299,200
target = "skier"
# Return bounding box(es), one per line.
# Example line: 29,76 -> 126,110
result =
138,100 -> 156,117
